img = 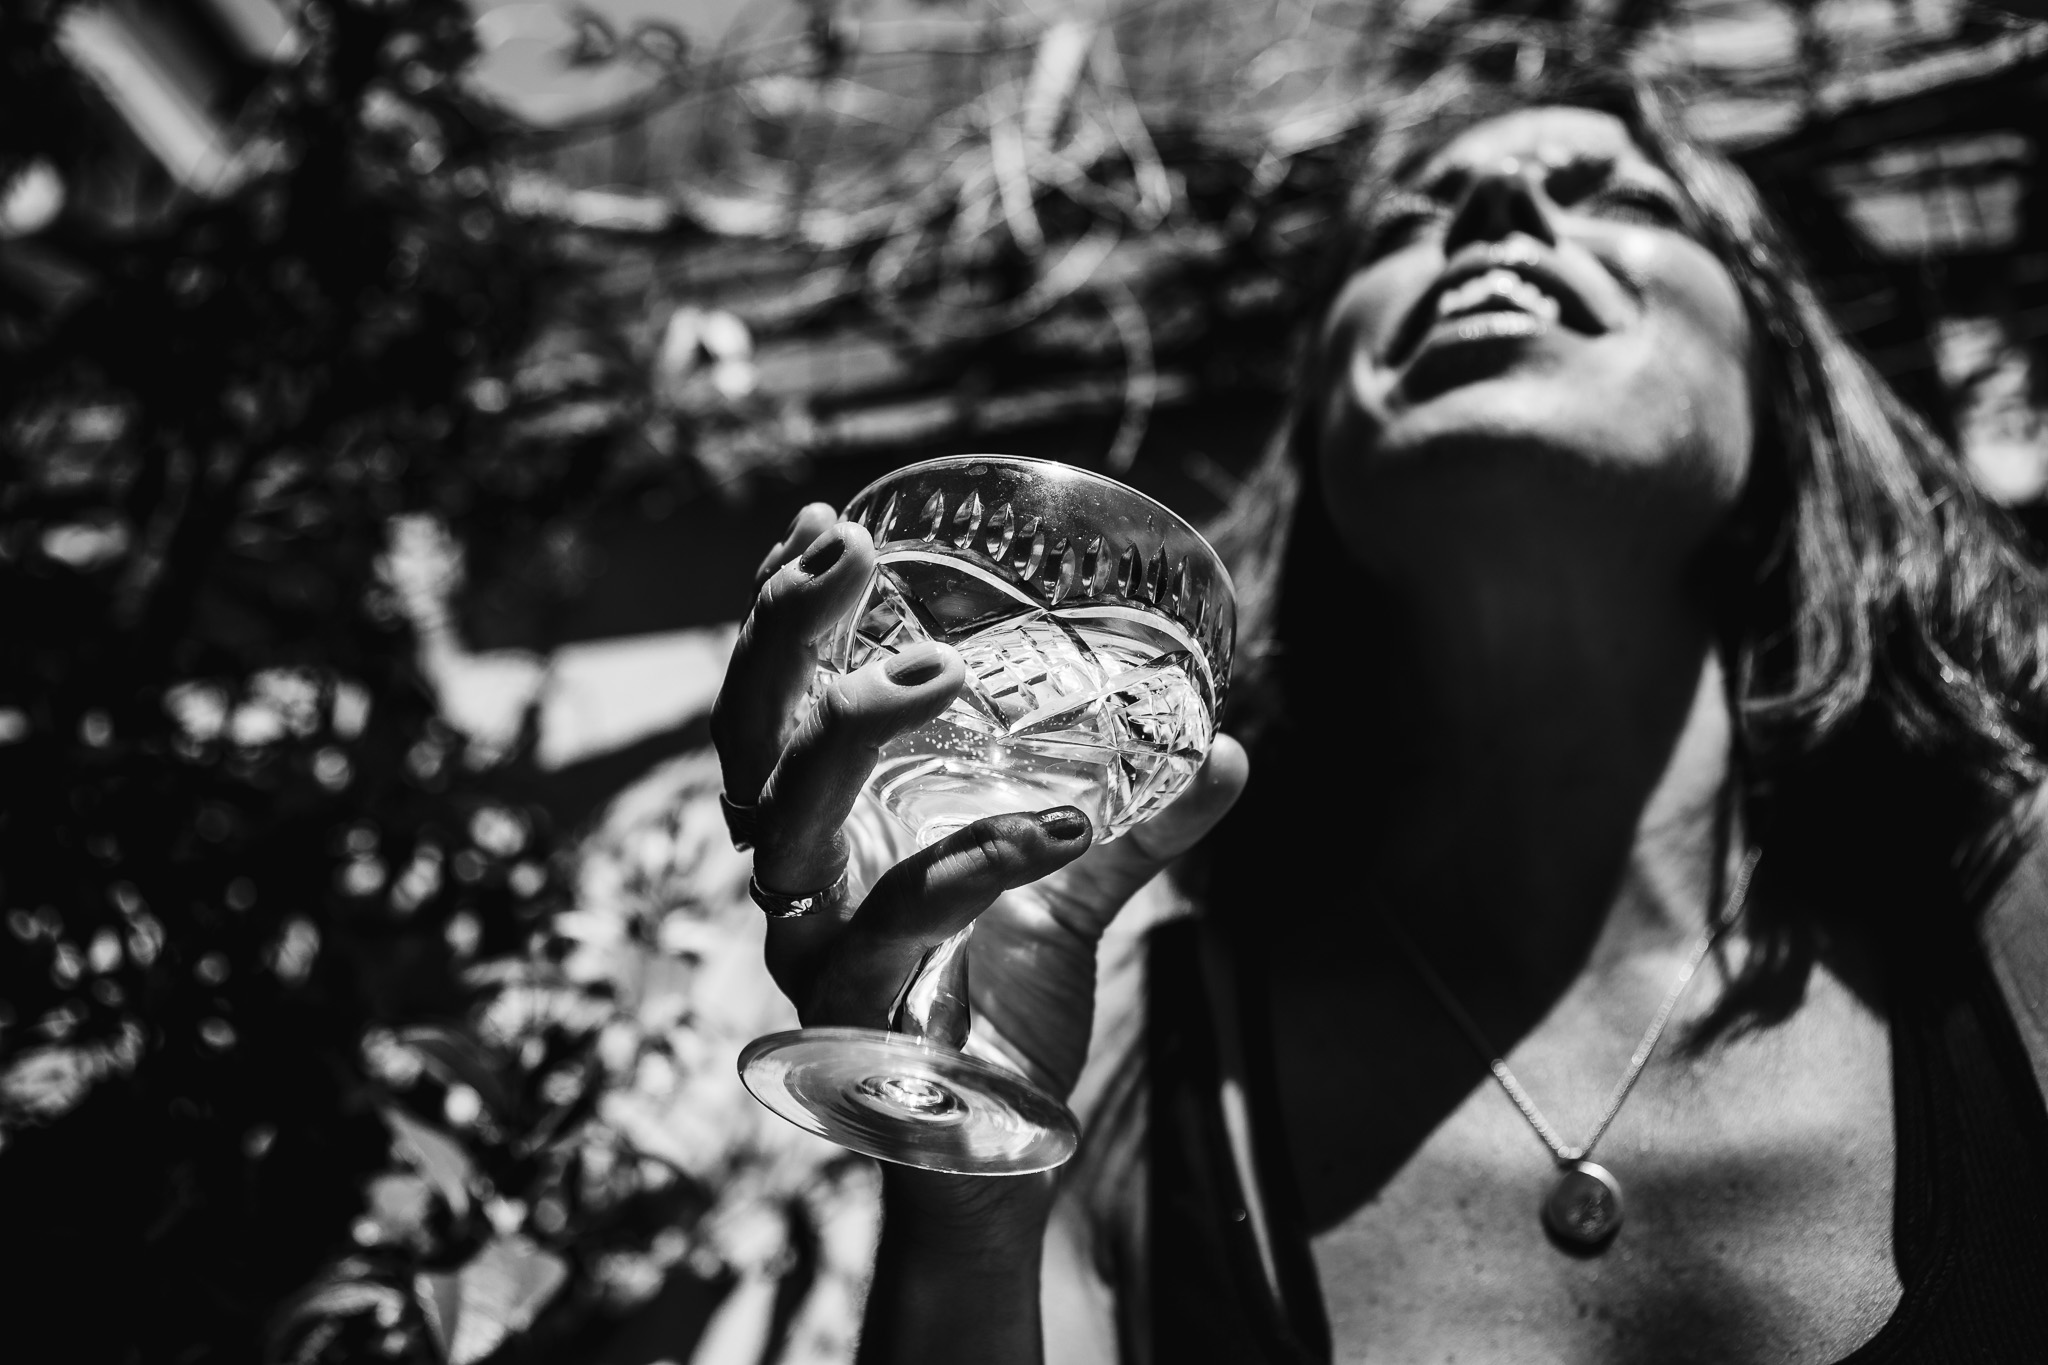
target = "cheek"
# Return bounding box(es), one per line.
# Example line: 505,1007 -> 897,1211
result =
1637,237 -> 1751,384
1340,345 -> 1394,442
1323,261 -> 1429,375
1627,240 -> 1755,498
1314,283 -> 1403,480
1614,231 -> 1663,284
1313,350 -> 1382,529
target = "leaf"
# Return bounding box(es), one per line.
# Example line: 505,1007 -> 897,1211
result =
397,1024 -> 520,1119
283,1279 -> 406,1323
362,1172 -> 433,1245
415,1235 -> 569,1365
598,1091 -> 695,1172
271,1269 -> 407,1364
414,1268 -> 464,1363
281,1319 -> 344,1365
383,1105 -> 474,1219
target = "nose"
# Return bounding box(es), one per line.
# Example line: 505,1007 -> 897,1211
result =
1442,158 -> 1558,254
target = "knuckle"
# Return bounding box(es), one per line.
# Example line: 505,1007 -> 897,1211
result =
708,699 -> 758,771
709,684 -> 773,760
813,677 -> 857,729
722,616 -> 760,672
754,564 -> 819,626
964,820 -> 1017,874
709,690 -> 742,742
798,688 -> 855,753
752,572 -> 790,620
813,677 -> 889,747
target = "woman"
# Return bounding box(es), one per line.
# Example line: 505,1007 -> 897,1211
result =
709,68 -> 2048,1363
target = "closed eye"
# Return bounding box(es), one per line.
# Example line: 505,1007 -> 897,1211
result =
1355,191 -> 1449,262
1579,183 -> 1687,229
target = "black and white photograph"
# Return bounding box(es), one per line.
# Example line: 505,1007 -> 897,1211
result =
6,0 -> 2048,1361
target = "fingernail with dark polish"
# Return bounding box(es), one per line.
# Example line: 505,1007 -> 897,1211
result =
885,648 -> 943,685
799,527 -> 845,575
784,508 -> 808,538
1037,807 -> 1090,841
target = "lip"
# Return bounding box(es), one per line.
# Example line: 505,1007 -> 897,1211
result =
1385,242 -> 1608,369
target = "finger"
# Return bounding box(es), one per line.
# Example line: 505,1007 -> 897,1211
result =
1043,736 -> 1250,935
793,809 -> 1094,1029
711,520 -> 876,803
753,502 -> 839,590
752,640 -> 965,897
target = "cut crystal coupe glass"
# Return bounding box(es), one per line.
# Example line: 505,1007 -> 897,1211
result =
738,455 -> 1236,1174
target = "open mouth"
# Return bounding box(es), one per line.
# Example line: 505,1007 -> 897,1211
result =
1437,268 -> 1561,325
1387,255 -> 1603,367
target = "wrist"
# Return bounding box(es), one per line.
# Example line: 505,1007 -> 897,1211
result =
860,1168 -> 1050,1365
880,1167 -> 1055,1263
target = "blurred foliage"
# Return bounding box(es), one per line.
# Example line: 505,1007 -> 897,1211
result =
0,2 -> 708,1361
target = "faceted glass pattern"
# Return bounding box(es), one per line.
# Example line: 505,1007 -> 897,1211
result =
835,555 -> 1217,843
741,456 -> 1234,1175
825,457 -> 1233,846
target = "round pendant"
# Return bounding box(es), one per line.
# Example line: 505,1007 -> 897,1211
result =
1542,1160 -> 1623,1252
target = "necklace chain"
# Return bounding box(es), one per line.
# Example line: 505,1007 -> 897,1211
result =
1380,849 -> 1761,1167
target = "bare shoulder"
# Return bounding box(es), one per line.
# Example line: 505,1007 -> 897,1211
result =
1975,785 -> 2048,1105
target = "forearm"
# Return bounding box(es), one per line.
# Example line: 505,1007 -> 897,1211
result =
856,1170 -> 1053,1365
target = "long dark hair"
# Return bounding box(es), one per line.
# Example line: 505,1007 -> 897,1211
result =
1086,69 -> 2048,1364
1208,68 -> 2048,930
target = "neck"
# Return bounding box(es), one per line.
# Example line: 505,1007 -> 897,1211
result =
1273,522 -> 1736,1004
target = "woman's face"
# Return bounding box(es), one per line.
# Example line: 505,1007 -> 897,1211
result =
1318,106 -> 1755,576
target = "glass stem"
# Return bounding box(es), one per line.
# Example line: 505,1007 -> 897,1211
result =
888,924 -> 973,1050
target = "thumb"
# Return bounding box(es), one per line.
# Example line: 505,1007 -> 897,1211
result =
1051,735 -> 1249,928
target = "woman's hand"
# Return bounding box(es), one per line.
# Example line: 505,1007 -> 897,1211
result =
713,502 -> 1245,1363
712,500 -> 1246,1126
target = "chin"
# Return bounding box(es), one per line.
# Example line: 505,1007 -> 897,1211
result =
1321,385 -> 1748,567
1350,379 -> 1632,477
1396,326 -> 1574,406
1369,345 -> 1745,476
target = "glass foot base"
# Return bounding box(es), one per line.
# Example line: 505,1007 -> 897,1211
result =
738,1026 -> 1080,1175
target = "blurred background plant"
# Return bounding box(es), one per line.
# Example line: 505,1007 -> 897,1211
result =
5,1 -> 2047,1364
0,1 -> 708,1362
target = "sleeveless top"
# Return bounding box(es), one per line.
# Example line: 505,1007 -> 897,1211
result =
1146,904 -> 2048,1363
